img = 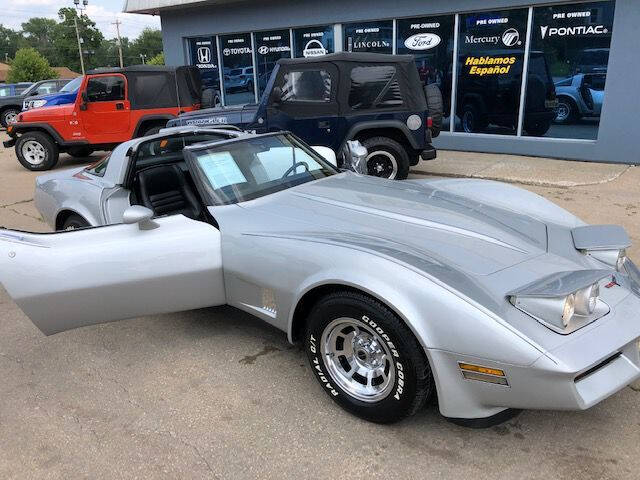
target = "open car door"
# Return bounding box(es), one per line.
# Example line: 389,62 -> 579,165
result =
0,215 -> 225,335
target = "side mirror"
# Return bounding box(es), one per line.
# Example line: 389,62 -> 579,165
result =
123,206 -> 156,229
80,91 -> 88,111
311,146 -> 337,167
271,86 -> 283,107
341,140 -> 368,175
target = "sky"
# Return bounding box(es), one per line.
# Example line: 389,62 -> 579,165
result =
3,0 -> 162,40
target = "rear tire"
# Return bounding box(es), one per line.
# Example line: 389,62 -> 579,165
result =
461,103 -> 487,133
15,131 -> 59,171
142,125 -> 163,137
362,137 -> 410,180
60,214 -> 89,231
554,97 -> 578,124
524,120 -> 551,136
304,291 -> 433,423
425,84 -> 444,137
1,108 -> 20,128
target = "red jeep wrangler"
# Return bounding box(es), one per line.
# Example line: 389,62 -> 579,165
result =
4,66 -> 202,171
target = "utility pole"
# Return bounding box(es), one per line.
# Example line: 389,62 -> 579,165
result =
73,0 -> 89,74
74,16 -> 85,75
112,19 -> 124,68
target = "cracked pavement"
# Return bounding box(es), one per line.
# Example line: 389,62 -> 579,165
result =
0,131 -> 639,479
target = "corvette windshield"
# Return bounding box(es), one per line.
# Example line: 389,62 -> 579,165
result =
190,134 -> 337,205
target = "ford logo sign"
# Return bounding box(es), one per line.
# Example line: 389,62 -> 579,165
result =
404,33 -> 441,51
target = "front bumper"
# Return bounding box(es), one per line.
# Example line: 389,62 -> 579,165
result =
429,290 -> 640,420
3,126 -> 17,148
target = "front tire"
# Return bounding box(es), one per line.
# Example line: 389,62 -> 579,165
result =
15,131 -> 59,171
305,291 -> 433,423
461,103 -> 487,133
554,97 -> 578,124
362,137 -> 410,180
1,108 -> 20,128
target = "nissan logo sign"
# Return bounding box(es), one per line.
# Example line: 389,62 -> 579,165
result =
502,28 -> 521,47
404,33 -> 441,51
197,46 -> 211,64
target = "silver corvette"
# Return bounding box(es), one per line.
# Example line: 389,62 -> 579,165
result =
1,126 -> 640,426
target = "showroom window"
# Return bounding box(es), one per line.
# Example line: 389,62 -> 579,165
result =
454,9 -> 529,135
220,33 -> 255,106
344,20 -> 393,54
348,65 -> 402,110
254,29 -> 292,98
188,36 -> 220,98
281,70 -> 332,103
524,1 -> 616,139
396,15 -> 455,131
293,25 -> 334,58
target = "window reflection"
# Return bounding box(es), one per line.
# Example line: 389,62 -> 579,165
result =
254,30 -> 292,98
220,33 -> 255,106
525,1 -> 616,139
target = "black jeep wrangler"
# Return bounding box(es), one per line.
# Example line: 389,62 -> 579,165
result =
167,53 -> 442,179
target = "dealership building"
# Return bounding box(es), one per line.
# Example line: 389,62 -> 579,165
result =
124,0 -> 638,164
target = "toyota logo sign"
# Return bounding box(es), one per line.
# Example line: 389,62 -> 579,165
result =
197,46 -> 211,64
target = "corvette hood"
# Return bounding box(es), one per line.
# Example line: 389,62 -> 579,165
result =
243,174 -> 548,276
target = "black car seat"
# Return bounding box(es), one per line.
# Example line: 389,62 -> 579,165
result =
137,164 -> 202,219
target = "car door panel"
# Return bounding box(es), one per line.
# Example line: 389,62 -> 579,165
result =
0,215 -> 225,335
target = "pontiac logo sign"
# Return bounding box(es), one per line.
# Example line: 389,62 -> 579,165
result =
197,46 -> 211,64
404,33 -> 441,51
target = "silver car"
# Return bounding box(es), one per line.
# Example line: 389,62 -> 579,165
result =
1,127 -> 640,426
554,74 -> 606,124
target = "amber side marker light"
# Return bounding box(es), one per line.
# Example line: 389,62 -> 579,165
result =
458,362 -> 509,386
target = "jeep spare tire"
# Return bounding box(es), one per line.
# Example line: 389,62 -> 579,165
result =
424,83 -> 444,137
362,137 -> 410,180
15,131 -> 59,171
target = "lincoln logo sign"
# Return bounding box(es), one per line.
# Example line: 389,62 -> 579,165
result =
404,33 -> 441,51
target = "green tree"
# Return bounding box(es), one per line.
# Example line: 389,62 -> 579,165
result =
51,8 -> 105,72
147,52 -> 164,65
21,17 -> 57,64
0,24 -> 23,62
129,28 -> 163,64
6,47 -> 57,82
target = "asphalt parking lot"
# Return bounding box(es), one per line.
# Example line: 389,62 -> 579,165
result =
0,131 -> 639,479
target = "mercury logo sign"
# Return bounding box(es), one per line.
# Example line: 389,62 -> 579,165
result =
303,39 -> 327,57
404,33 -> 441,51
502,28 -> 520,47
540,24 -> 608,39
197,46 -> 211,64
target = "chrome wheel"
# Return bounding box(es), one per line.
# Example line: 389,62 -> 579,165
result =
5,110 -> 18,125
320,317 -> 395,402
555,102 -> 570,122
21,140 -> 46,165
366,150 -> 398,179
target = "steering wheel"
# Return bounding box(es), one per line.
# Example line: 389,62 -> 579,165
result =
281,161 -> 310,178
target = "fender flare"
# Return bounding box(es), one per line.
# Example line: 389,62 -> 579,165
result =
11,123 -> 89,147
133,114 -> 176,137
341,120 -> 421,151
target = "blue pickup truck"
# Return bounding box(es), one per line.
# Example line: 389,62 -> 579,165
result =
168,53 -> 441,179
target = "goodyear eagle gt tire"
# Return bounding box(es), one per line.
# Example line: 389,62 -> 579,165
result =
305,291 -> 433,423
15,131 -> 59,171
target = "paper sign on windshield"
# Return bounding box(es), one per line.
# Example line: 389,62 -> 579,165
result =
197,152 -> 247,189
